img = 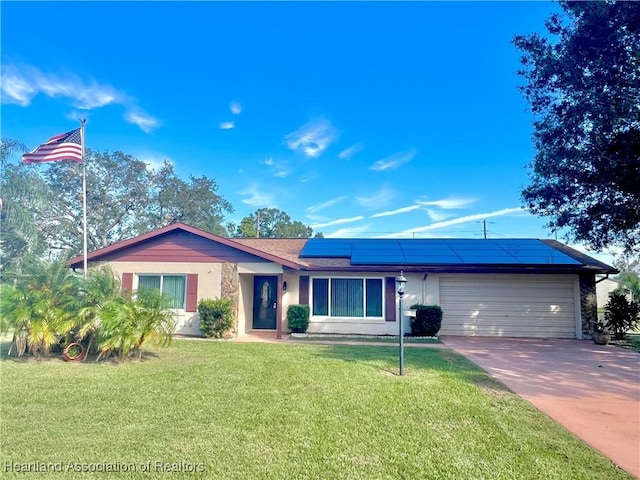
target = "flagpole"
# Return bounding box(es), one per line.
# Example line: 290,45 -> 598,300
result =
80,119 -> 88,279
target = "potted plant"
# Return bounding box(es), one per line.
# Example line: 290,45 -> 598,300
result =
591,321 -> 611,346
62,342 -> 87,362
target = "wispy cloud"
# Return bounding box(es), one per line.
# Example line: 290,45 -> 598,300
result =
338,143 -> 363,160
125,110 -> 161,133
379,207 -> 524,238
371,205 -> 422,218
230,102 -> 242,115
260,157 -> 290,178
1,63 -> 160,133
416,196 -> 476,209
425,209 -> 452,222
355,187 -> 394,209
219,121 -> 235,130
299,173 -> 317,183
285,117 -> 338,158
326,224 -> 371,238
137,153 -> 173,171
239,184 -> 276,208
310,216 -> 365,229
306,195 -> 348,214
370,149 -> 417,171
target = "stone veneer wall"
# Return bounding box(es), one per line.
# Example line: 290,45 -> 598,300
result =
580,274 -> 597,338
221,263 -> 240,337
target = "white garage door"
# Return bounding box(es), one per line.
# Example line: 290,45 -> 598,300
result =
439,274 -> 578,338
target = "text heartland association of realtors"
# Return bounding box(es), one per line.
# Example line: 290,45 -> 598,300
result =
3,461 -> 206,473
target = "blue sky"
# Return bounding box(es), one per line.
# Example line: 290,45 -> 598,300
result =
0,2 -> 616,262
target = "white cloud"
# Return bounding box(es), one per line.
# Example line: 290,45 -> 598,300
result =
338,143 -> 363,160
219,121 -> 235,130
370,149 -> 417,171
379,207 -> 524,238
299,173 -> 316,183
260,157 -> 290,178
239,185 -> 276,208
415,196 -> 476,209
230,102 -> 242,115
125,110 -> 161,133
137,153 -> 173,171
425,209 -> 452,222
371,205 -> 422,218
1,63 -> 159,133
306,196 -> 348,214
310,216 -> 365,229
355,187 -> 394,209
285,117 -> 338,158
326,224 -> 371,238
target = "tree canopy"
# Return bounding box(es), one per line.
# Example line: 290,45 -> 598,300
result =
231,208 -> 320,238
514,1 -> 640,252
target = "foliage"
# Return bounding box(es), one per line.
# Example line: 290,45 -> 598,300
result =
613,254 -> 640,301
286,304 -> 310,333
514,2 -> 640,252
231,208 -> 321,238
0,258 -> 82,357
411,305 -> 443,337
96,288 -> 176,361
2,146 -> 233,265
0,139 -> 50,270
198,298 -> 235,338
604,292 -> 640,341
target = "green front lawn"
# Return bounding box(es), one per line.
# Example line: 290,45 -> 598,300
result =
0,340 -> 630,479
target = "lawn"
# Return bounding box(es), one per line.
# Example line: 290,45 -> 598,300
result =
0,340 -> 631,479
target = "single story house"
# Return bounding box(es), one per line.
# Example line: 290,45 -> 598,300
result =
68,222 -> 617,339
596,275 -> 622,310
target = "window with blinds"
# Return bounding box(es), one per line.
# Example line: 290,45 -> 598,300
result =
138,274 -> 186,309
312,277 -> 383,318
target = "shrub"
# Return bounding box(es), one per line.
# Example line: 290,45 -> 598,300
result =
604,292 -> 640,340
411,305 -> 443,337
287,305 -> 310,333
198,298 -> 235,338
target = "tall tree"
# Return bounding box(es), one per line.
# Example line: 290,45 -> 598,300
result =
231,208 -> 320,238
514,1 -> 640,252
0,139 -> 50,270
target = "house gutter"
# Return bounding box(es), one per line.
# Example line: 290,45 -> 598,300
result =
595,274 -> 610,284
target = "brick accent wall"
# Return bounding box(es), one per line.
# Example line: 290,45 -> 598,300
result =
580,274 -> 597,338
221,263 -> 240,337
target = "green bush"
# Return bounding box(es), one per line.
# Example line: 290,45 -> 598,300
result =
198,298 -> 235,338
411,305 -> 443,337
287,305 -> 310,333
604,292 -> 640,340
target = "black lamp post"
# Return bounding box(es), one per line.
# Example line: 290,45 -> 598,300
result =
396,271 -> 407,376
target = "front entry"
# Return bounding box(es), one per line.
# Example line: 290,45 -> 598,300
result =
252,276 -> 277,329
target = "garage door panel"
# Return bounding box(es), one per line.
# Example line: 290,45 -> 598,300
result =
439,274 -> 577,338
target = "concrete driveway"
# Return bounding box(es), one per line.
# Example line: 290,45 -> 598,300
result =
441,337 -> 640,478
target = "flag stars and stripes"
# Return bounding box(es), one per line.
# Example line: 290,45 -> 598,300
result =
22,128 -> 83,164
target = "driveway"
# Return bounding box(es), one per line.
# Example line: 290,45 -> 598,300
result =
441,337 -> 640,478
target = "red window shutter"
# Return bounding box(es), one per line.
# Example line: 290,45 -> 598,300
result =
299,276 -> 309,305
122,272 -> 133,292
385,277 -> 396,322
186,274 -> 198,312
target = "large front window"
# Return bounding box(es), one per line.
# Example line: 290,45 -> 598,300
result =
312,277 -> 383,318
138,274 -> 186,309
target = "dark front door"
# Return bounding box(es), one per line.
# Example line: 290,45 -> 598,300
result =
253,276 -> 277,329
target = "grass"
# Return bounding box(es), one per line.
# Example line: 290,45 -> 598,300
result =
290,334 -> 441,344
610,333 -> 640,353
0,340 -> 632,479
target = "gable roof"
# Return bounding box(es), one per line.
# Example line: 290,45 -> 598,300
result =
68,223 -> 617,275
67,223 -> 305,270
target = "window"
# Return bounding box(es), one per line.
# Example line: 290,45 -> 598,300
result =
312,277 -> 383,318
138,274 -> 186,309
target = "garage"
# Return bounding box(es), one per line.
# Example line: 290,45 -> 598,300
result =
439,274 -> 578,338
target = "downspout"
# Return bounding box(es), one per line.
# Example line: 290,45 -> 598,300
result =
595,274 -> 609,284
422,273 -> 428,304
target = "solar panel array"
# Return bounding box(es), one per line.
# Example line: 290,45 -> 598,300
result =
299,239 -> 581,266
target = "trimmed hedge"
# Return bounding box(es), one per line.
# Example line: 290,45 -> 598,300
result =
411,305 -> 443,337
198,298 -> 234,338
287,305 -> 310,333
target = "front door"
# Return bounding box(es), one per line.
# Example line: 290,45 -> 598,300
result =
252,276 -> 277,329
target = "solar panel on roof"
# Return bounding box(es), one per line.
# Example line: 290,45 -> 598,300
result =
403,255 -> 462,264
351,254 -> 407,265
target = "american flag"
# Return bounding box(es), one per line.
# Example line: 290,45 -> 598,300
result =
22,128 -> 83,164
